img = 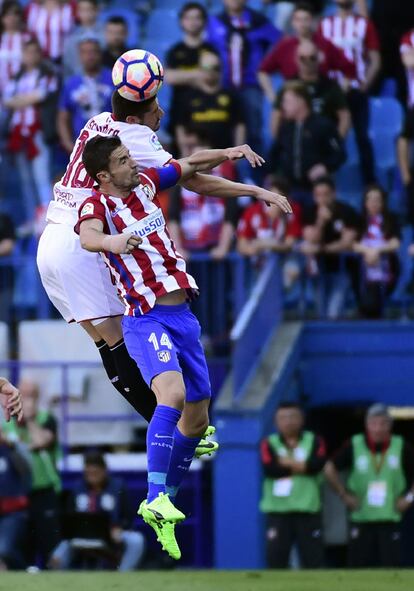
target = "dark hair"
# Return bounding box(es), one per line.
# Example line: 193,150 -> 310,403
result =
84,451 -> 107,469
0,0 -> 24,34
280,80 -> 312,109
179,2 -> 207,21
361,183 -> 396,238
111,90 -> 156,122
276,401 -> 303,412
181,126 -> 215,147
293,2 -> 315,15
82,135 -> 122,183
265,174 -> 291,195
78,0 -> 98,6
312,175 -> 336,192
106,15 -> 128,28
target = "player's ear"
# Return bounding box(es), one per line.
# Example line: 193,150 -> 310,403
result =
126,115 -> 141,125
97,170 -> 110,184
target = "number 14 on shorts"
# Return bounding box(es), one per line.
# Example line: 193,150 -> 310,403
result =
148,332 -> 173,351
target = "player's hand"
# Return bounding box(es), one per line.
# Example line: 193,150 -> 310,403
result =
103,233 -> 142,255
0,379 -> 23,422
341,492 -> 359,510
254,188 -> 292,214
225,145 -> 265,168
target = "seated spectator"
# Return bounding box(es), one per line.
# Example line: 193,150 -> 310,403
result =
353,185 -> 400,319
398,108 -> 414,230
174,48 -> 245,152
300,176 -> 360,319
0,211 -> 15,324
57,38 -> 112,154
325,404 -> 414,568
50,452 -> 145,571
3,38 -> 56,228
207,0 -> 281,156
25,0 -> 76,66
0,424 -> 31,570
260,402 -> 326,569
399,28 -> 414,110
3,379 -> 61,568
102,17 -> 129,69
165,2 -> 216,141
0,1 -> 30,103
63,0 -> 104,77
271,39 -> 351,139
318,0 -> 380,185
259,2 -> 354,105
268,81 -> 346,205
168,130 -> 239,261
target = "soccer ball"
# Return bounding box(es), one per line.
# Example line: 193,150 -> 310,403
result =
112,49 -> 164,102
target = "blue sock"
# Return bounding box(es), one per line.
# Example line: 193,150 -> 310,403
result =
165,427 -> 201,502
146,405 -> 182,503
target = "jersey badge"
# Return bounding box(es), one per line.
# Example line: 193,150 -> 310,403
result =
80,202 -> 94,217
157,350 -> 171,363
150,133 -> 163,151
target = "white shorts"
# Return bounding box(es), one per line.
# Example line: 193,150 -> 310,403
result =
37,223 -> 124,323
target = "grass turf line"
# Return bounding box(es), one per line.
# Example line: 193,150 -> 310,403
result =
0,570 -> 414,591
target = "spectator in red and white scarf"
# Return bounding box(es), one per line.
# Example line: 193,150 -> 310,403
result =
0,1 -> 31,102
3,38 -> 57,228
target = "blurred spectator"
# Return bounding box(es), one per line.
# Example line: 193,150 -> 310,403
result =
3,379 -> 62,568
259,2 -> 355,105
400,31 -> 414,110
57,38 -> 112,154
353,185 -> 400,319
325,404 -> 414,568
300,176 -> 360,319
372,0 -> 414,105
3,38 -> 56,228
165,3 -> 220,142
207,0 -> 281,155
318,0 -> 380,184
271,39 -> 351,139
25,0 -> 76,65
102,16 -> 129,69
397,108 -> 414,228
168,130 -> 239,261
260,402 -> 326,568
174,48 -> 245,152
63,0 -> 104,77
268,81 -> 346,205
50,452 -> 145,571
0,1 -> 30,102
0,212 -> 15,324
0,424 -> 31,570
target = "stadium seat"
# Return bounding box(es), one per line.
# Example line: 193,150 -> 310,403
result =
380,78 -> 398,99
335,163 -> 364,194
369,97 -> 403,135
344,129 -> 359,166
99,8 -> 140,48
337,191 -> 362,211
145,10 -> 181,46
156,0 -> 207,8
371,133 -> 397,170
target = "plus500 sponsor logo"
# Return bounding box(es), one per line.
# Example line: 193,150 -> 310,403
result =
126,211 -> 165,239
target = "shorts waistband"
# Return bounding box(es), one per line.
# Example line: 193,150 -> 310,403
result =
150,302 -> 189,314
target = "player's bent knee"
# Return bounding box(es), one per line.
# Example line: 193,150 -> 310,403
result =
151,371 -> 185,410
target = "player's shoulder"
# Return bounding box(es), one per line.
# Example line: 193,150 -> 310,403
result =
120,123 -> 167,153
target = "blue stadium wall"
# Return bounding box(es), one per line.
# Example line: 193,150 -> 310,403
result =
213,321 -> 414,569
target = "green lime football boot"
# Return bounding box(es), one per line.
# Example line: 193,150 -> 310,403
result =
194,425 -> 219,458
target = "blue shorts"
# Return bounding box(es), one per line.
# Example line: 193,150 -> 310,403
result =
122,303 -> 211,403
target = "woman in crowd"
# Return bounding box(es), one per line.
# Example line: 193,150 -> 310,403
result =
353,184 -> 401,318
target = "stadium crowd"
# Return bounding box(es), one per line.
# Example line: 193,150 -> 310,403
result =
0,0 -> 413,329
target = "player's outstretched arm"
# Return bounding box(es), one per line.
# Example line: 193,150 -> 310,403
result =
0,378 -> 23,422
79,218 -> 142,255
181,173 -> 292,214
177,145 -> 265,179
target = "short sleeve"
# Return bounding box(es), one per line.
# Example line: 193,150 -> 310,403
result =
365,20 -> 380,51
58,79 -> 72,111
122,124 -> 173,169
74,198 -> 107,234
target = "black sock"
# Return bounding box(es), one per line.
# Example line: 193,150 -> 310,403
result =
95,339 -> 155,422
109,339 -> 157,422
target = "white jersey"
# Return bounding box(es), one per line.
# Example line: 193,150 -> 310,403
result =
47,111 -> 173,225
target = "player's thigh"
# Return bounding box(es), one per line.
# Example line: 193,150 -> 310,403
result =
38,224 -> 124,323
122,315 -> 183,404
92,316 -> 123,347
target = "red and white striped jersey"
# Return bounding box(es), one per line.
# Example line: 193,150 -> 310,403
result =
75,163 -> 199,316
3,67 -> 57,131
0,32 -> 31,99
400,29 -> 414,108
26,1 -> 76,61
318,15 -> 380,86
49,112 -> 172,225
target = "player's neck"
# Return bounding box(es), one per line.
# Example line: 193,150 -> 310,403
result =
184,33 -> 203,48
99,183 -> 132,199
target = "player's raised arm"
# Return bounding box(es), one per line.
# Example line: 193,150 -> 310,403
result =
177,145 -> 265,178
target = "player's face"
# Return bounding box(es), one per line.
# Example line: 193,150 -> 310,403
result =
365,189 -> 383,216
105,23 -> 127,48
140,97 -> 164,132
313,183 -> 335,208
297,44 -> 319,74
275,408 -> 304,438
292,10 -> 313,37
180,8 -> 205,36
366,416 -> 391,444
106,145 -> 140,190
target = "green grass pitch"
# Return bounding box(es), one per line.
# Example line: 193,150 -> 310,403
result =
0,570 -> 414,591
